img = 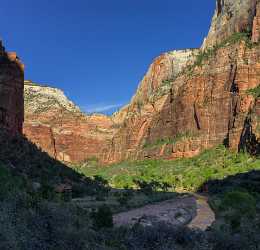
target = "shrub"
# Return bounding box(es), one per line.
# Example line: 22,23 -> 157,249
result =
220,191 -> 256,216
91,205 -> 113,229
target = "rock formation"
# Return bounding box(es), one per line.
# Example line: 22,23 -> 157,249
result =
202,0 -> 257,49
102,0 -> 260,163
23,81 -> 118,163
0,41 -> 24,134
24,0 -> 260,164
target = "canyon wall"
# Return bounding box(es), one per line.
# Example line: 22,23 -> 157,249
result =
202,0 -> 257,49
23,81 -> 118,163
0,41 -> 24,134
102,0 -> 260,163
24,0 -> 260,164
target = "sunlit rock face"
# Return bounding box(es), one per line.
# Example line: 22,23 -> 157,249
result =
202,0 -> 258,49
0,41 -> 24,134
23,81 -> 119,164
24,0 -> 260,164
102,0 -> 260,164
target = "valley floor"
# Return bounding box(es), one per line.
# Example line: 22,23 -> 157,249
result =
113,193 -> 215,230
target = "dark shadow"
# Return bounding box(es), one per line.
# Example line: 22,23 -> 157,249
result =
0,129 -> 109,198
0,129 -> 184,211
0,44 -> 24,134
238,117 -> 260,156
199,169 -> 260,196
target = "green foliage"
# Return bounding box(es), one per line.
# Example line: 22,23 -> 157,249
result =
91,205 -> 113,229
143,131 -> 198,149
220,191 -> 256,216
114,190 -> 134,206
84,145 -> 260,192
246,85 -> 260,98
194,32 -> 252,67
155,32 -> 255,100
222,191 -> 256,231
0,165 -> 25,200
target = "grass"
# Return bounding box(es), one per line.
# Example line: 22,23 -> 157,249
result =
80,145 -> 260,192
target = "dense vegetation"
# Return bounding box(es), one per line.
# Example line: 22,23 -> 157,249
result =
1,127 -> 260,249
74,145 -> 260,249
81,145 -> 260,192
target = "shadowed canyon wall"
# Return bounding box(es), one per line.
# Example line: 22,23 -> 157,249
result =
0,41 -> 24,134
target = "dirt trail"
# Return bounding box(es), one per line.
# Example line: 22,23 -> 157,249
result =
113,194 -> 215,231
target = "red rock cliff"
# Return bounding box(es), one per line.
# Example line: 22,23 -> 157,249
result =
0,41 -> 24,134
23,81 -> 118,163
24,0 -> 260,164
102,0 -> 260,163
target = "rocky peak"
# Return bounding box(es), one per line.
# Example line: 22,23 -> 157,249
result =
24,81 -> 119,163
101,0 -> 260,164
24,80 -> 81,115
131,49 -> 199,108
202,0 -> 258,49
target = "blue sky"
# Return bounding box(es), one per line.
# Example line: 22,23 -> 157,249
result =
1,1 -> 215,114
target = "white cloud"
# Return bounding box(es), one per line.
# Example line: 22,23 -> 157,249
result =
83,103 -> 123,114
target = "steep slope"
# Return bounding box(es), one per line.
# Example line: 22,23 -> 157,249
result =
102,0 -> 260,163
23,80 -> 118,163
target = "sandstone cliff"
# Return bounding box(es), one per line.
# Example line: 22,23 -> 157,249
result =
24,0 -> 260,164
102,0 -> 260,163
0,41 -> 24,134
23,80 -> 118,163
202,0 -> 257,49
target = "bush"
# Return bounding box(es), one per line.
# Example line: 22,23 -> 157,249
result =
115,190 -> 134,206
91,205 -> 113,229
220,191 -> 256,216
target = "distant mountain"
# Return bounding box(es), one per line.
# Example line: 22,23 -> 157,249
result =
23,80 -> 119,164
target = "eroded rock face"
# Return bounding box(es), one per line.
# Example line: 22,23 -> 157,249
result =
102,0 -> 260,163
23,81 -> 118,163
252,1 -> 260,43
0,41 -> 24,134
202,0 -> 257,49
24,0 -> 260,164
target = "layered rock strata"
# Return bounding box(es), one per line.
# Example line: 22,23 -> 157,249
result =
24,0 -> 260,164
23,81 -> 118,163
102,0 -> 260,163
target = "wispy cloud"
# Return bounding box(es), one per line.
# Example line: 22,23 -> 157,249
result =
82,103 -> 124,114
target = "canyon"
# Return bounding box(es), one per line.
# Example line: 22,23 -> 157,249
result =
23,80 -> 118,163
22,0 -> 260,165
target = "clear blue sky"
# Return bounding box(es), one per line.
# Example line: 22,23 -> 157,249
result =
1,1 -> 215,114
